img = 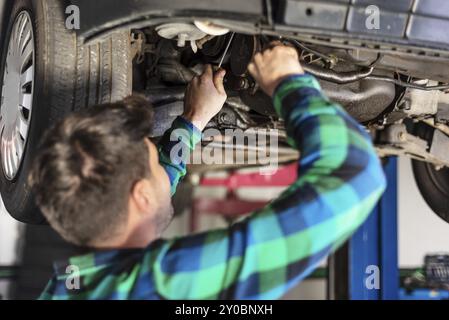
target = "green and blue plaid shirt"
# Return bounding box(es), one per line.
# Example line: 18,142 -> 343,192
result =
40,74 -> 386,300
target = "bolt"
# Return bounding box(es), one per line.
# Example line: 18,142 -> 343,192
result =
234,78 -> 249,91
220,113 -> 230,124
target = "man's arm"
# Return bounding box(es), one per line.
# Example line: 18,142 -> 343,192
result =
146,48 -> 386,299
157,116 -> 202,196
158,65 -> 227,195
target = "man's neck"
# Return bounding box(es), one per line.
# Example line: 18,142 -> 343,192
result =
93,221 -> 157,250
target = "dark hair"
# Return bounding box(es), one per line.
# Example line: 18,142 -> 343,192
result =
29,95 -> 154,246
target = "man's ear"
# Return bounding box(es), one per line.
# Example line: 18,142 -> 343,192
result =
130,179 -> 153,215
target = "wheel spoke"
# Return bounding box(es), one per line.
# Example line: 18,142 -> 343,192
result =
17,112 -> 29,139
9,146 -> 17,178
20,93 -> 32,111
21,40 -> 33,63
20,29 -> 32,56
0,116 -> 5,133
3,152 -> 9,178
5,137 -> 13,177
1,84 -> 6,102
14,132 -> 24,160
1,140 -> 6,173
9,135 -> 17,170
20,65 -> 33,86
18,14 -> 28,43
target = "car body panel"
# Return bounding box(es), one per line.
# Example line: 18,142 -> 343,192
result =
276,0 -> 449,50
69,0 -> 266,42
69,0 -> 449,53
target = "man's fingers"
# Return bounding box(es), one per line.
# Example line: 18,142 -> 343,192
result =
262,40 -> 283,52
247,62 -> 257,78
266,41 -> 297,56
253,52 -> 263,67
203,64 -> 213,80
185,80 -> 192,96
269,40 -> 283,47
248,52 -> 263,78
213,69 -> 227,95
186,76 -> 198,98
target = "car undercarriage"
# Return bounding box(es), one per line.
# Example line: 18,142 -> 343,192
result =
131,23 -> 449,166
126,19 -> 449,223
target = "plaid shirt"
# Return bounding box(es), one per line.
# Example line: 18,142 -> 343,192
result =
40,74 -> 386,300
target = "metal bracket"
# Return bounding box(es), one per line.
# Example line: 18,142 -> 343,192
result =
376,123 -> 449,168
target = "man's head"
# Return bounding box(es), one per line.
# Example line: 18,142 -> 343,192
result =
29,96 -> 173,248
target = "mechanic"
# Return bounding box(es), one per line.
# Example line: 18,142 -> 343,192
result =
30,43 -> 386,300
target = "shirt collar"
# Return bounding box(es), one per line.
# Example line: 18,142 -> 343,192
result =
52,247 -> 144,276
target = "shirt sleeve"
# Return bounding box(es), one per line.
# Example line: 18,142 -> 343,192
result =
147,74 -> 387,299
157,116 -> 202,196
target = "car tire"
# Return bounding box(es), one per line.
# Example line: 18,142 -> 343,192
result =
0,0 -> 132,224
412,122 -> 449,224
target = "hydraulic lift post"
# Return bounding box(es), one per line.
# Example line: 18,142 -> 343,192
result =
328,157 -> 399,300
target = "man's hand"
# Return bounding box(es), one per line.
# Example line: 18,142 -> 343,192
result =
183,65 -> 227,131
248,43 -> 304,97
